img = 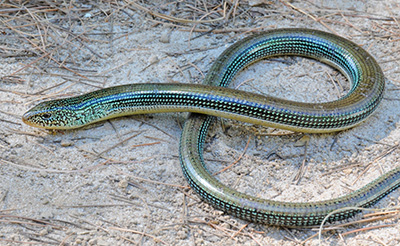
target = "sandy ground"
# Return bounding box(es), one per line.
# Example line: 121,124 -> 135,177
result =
1,1 -> 400,245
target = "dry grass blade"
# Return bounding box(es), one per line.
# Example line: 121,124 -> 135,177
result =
0,1 -> 119,84
213,135 -> 251,175
129,1 -> 226,24
109,227 -> 168,245
353,143 -> 399,185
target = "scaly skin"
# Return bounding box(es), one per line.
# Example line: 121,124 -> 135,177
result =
24,29 -> 398,226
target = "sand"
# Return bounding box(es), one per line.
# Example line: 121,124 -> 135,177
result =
1,1 -> 400,245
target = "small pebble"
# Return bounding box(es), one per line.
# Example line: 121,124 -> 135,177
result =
148,54 -> 159,64
160,31 -> 170,43
220,222 -> 231,229
177,230 -> 187,239
248,0 -> 269,7
61,140 -> 74,147
342,168 -> 352,174
118,179 -> 128,189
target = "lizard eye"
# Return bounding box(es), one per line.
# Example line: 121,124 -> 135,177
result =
41,113 -> 52,120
